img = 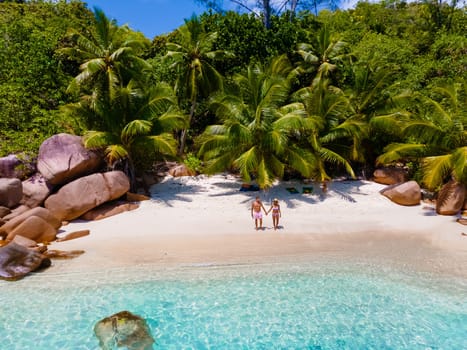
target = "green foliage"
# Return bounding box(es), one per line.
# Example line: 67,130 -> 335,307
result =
184,153 -> 203,173
198,55 -> 316,188
2,0 -> 467,193
0,1 -> 92,156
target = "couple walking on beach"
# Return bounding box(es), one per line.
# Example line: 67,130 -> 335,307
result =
251,196 -> 281,231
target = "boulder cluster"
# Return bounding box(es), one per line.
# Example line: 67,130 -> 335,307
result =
0,133 -> 147,280
374,167 -> 467,215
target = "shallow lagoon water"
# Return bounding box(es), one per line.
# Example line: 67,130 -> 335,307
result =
1,256 -> 466,350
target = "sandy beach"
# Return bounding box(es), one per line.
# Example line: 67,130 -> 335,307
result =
51,174 -> 467,278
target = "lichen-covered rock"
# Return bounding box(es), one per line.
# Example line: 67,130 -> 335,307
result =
94,311 -> 155,350
37,133 -> 103,185
373,167 -> 408,185
21,173 -> 53,208
44,171 -> 130,221
380,181 -> 421,206
0,178 -> 22,208
0,242 -> 51,280
436,180 -> 466,215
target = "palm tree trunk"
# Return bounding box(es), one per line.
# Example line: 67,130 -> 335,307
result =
262,0 -> 271,29
178,100 -> 197,155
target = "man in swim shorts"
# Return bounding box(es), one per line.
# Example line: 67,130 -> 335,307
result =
251,196 -> 267,230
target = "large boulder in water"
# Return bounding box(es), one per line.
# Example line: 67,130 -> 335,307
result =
0,242 -> 51,281
380,181 -> 421,206
37,133 -> 103,185
0,178 -> 22,208
94,311 -> 155,350
436,180 -> 466,215
44,171 -> 130,221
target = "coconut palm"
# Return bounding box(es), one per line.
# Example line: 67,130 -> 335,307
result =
197,55 -> 314,189
377,82 -> 467,189
296,26 -> 348,88
341,61 -> 412,166
164,16 -> 227,155
65,82 -> 185,191
59,8 -> 150,132
292,79 -> 357,184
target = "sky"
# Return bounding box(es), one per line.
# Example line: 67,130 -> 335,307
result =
82,0 -> 360,39
83,0 -> 215,38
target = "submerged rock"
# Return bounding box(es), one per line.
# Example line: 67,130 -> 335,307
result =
94,310 -> 155,350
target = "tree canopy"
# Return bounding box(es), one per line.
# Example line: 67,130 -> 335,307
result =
1,0 -> 466,190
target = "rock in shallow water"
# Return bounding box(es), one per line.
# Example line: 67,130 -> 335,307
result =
94,310 -> 155,350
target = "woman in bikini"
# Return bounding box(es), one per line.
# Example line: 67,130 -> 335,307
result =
267,198 -> 281,230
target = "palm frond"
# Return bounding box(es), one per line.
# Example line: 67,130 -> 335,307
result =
450,146 -> 467,184
154,109 -> 187,133
377,143 -> 427,165
319,147 -> 355,178
105,144 -> 129,166
83,131 -> 119,149
256,158 -> 276,189
234,146 -> 259,181
133,134 -> 178,158
286,147 -> 315,179
121,120 -> 152,145
422,154 -> 453,190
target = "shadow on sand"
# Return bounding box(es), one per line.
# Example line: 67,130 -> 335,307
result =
149,176 -> 373,211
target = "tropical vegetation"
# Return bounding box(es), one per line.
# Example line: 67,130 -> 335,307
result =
1,0 -> 465,191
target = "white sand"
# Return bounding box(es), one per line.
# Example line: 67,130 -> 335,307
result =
51,174 -> 467,275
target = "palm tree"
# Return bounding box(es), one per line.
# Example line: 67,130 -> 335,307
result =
164,16 -> 227,155
59,8 -> 150,132
377,81 -> 467,190
80,82 -> 186,191
341,61 -> 412,168
292,79 -> 357,184
197,55 -> 314,189
296,26 -> 349,88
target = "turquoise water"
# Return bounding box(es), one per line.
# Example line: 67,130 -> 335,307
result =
1,260 -> 466,350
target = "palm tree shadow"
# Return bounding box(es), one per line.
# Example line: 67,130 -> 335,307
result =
150,181 -> 205,207
274,180 -> 369,208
